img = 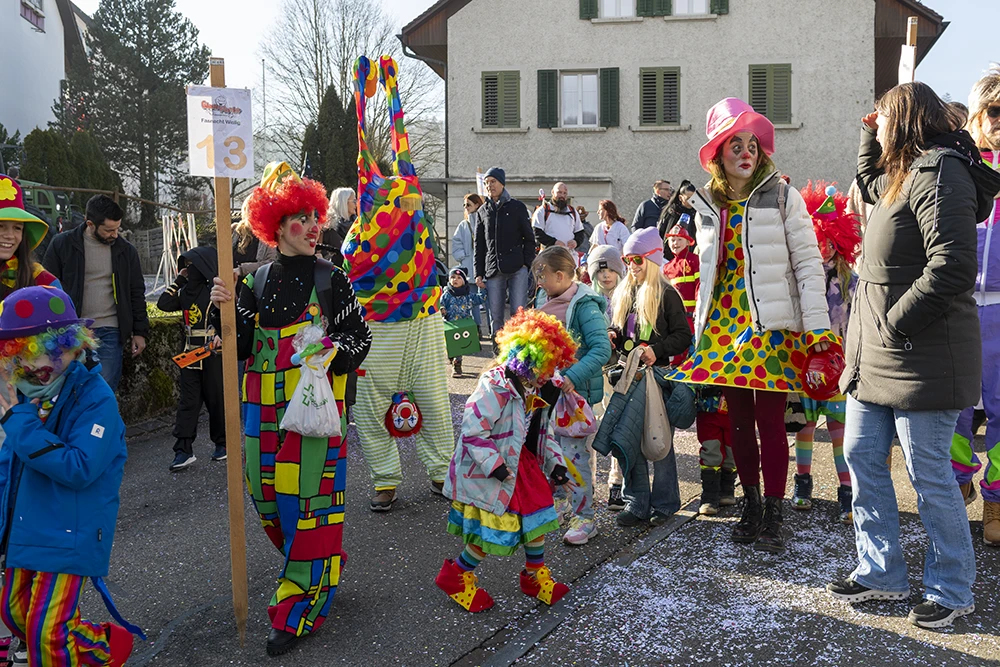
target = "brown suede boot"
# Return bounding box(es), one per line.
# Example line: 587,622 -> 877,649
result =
960,481 -> 977,506
984,500 -> 1000,547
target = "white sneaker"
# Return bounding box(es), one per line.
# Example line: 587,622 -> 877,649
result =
563,516 -> 597,545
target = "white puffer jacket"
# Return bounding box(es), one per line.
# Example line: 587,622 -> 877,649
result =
688,171 -> 831,344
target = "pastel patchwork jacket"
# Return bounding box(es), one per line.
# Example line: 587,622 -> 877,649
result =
443,367 -> 566,516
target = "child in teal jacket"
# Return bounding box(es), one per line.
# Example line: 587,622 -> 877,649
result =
533,246 -> 612,545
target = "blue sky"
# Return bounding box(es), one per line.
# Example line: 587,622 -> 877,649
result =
74,0 -> 992,108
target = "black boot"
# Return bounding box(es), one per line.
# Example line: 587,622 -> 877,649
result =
792,473 -> 813,510
719,469 -> 738,507
266,628 -> 300,656
731,485 -> 763,544
699,468 -> 722,516
837,485 -> 853,525
755,496 -> 786,554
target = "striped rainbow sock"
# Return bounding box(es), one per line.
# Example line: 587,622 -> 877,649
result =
524,539 -> 545,576
456,544 -> 485,572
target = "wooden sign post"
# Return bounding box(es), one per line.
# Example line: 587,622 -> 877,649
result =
898,16 -> 918,85
186,56 -> 252,644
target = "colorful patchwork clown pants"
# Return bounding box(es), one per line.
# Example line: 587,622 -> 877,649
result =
355,315 -> 455,489
952,304 -> 1000,502
1,569 -> 111,666
242,300 -> 348,636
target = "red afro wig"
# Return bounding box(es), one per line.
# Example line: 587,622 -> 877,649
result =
244,162 -> 329,247
799,181 -> 862,267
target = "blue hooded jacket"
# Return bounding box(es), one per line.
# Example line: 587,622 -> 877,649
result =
0,361 -> 127,577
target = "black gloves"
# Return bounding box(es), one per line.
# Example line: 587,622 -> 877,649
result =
550,464 -> 569,486
490,464 -> 511,482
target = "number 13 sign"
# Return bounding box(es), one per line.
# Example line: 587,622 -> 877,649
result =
186,86 -> 255,179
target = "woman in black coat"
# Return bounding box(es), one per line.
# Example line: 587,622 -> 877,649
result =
827,81 -> 1000,630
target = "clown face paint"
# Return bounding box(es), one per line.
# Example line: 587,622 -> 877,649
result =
278,211 -> 319,257
721,132 -> 760,186
0,220 -> 24,262
13,348 -> 76,385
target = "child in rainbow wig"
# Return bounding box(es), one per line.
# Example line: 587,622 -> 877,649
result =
790,183 -> 861,524
0,286 -> 140,666
437,309 -> 577,612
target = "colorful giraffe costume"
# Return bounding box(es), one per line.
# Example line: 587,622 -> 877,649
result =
344,56 -> 454,497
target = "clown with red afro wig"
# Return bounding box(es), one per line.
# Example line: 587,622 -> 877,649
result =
244,162 -> 329,247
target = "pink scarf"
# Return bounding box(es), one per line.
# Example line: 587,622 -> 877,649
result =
539,282 -> 578,324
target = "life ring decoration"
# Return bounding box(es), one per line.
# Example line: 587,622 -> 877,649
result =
385,391 -> 423,437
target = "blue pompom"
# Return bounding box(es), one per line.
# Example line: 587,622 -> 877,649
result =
825,185 -> 837,196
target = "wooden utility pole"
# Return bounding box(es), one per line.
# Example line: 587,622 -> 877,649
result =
208,56 -> 249,645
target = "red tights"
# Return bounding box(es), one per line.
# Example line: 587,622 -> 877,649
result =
722,388 -> 789,498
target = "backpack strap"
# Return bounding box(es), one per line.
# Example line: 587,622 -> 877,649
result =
252,262 -> 273,302
314,257 -> 334,330
777,180 -> 788,223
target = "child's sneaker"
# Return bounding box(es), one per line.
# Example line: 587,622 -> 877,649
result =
553,496 -> 572,521
9,639 -> 25,666
563,516 -> 597,545
607,485 -> 625,511
908,600 -> 974,629
792,473 -> 813,510
211,445 -> 227,462
452,358 -> 463,378
837,485 -> 853,525
169,452 -> 196,471
519,566 -> 569,606
435,559 -> 494,612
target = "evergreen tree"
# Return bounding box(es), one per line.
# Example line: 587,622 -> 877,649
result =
21,130 -> 78,188
0,124 -> 22,174
55,0 -> 210,227
299,85 -> 356,193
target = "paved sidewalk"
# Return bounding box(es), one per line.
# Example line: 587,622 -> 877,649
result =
97,345 -> 999,666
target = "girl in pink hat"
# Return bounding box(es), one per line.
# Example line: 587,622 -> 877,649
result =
670,98 -> 836,554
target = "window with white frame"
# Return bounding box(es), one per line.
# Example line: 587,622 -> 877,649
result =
674,0 -> 710,15
561,72 -> 599,128
601,0 -> 635,18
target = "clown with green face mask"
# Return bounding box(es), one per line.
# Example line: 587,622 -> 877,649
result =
0,285 -> 141,665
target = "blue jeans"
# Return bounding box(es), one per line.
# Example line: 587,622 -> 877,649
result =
623,437 -> 681,520
92,327 -> 123,391
844,396 -> 976,610
486,266 -> 529,336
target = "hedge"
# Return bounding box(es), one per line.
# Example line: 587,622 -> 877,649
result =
116,304 -> 184,424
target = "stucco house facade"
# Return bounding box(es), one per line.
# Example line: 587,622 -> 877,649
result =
0,0 -> 88,139
401,0 -> 946,262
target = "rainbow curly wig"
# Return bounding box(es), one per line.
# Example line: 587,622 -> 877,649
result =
0,323 -> 98,381
495,308 -> 578,383
244,161 -> 329,248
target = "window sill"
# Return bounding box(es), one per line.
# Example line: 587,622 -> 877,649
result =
590,16 -> 644,24
551,126 -> 607,133
773,123 -> 803,130
472,127 -> 530,134
629,124 -> 692,132
664,13 -> 718,21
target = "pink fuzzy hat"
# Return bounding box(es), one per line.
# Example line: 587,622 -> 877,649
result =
698,98 -> 775,172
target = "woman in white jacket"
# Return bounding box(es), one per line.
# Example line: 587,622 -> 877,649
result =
671,98 -> 835,553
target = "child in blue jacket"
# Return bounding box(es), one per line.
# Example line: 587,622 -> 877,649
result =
440,267 -> 482,377
0,286 -> 140,666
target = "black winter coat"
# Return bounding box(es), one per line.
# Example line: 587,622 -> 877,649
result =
632,195 -> 668,232
842,127 -> 1000,410
475,191 -> 535,279
42,225 -> 150,340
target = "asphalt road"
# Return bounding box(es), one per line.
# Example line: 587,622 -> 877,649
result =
90,346 -> 999,666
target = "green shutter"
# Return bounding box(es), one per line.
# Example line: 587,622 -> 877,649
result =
653,0 -> 672,16
662,68 -> 680,124
639,67 -> 681,126
579,0 -> 598,19
500,71 -> 521,128
771,64 -> 792,124
748,64 -> 791,124
600,68 -> 620,128
637,0 -> 654,16
537,70 -> 558,129
482,72 -> 500,128
710,0 -> 729,14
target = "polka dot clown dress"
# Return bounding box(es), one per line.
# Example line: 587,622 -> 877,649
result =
670,200 -> 832,393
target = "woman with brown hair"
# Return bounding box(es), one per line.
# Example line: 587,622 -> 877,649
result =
589,200 -> 630,255
826,81 -> 1000,630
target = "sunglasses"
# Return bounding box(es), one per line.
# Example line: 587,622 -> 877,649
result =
988,106 -> 1000,120
623,249 -> 657,266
